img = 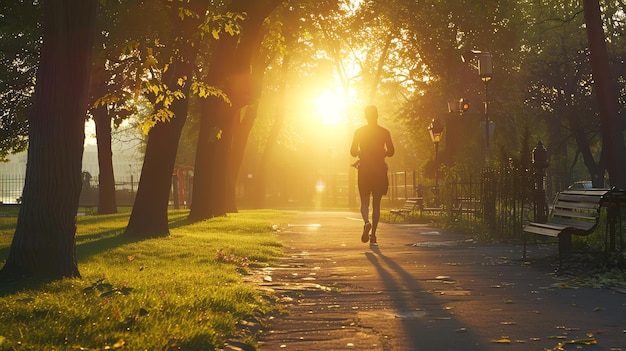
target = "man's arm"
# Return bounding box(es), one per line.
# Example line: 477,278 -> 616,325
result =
385,129 -> 395,157
350,130 -> 360,157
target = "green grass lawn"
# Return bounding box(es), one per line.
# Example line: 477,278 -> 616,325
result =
0,209 -> 293,350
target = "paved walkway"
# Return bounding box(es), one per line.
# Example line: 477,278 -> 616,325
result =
253,211 -> 625,351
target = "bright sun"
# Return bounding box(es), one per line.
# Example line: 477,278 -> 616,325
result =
313,89 -> 346,126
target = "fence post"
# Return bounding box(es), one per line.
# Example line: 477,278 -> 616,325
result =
532,141 -> 549,223
483,169 -> 497,234
172,173 -> 180,210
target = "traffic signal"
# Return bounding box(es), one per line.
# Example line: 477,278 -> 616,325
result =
459,98 -> 469,113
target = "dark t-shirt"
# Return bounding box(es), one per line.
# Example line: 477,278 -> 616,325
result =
350,124 -> 394,167
350,124 -> 395,195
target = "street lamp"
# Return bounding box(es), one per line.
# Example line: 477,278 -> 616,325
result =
448,98 -> 470,114
428,118 -> 444,187
462,50 -> 493,158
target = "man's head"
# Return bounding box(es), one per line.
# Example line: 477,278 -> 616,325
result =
365,105 -> 378,124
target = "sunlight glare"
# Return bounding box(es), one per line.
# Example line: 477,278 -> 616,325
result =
314,89 -> 346,126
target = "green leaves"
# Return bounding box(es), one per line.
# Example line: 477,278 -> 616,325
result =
136,79 -> 232,135
191,81 -> 231,102
199,12 -> 247,40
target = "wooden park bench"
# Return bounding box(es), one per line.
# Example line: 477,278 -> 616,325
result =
523,189 -> 609,257
389,197 -> 422,222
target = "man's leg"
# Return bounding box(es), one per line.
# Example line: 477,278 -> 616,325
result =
359,187 -> 372,242
371,193 -> 383,236
360,190 -> 370,224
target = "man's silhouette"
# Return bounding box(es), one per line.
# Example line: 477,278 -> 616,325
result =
350,105 -> 395,246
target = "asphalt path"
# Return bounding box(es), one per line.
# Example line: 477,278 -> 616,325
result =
252,211 -> 625,351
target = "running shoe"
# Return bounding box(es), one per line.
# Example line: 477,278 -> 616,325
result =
361,222 -> 372,243
369,235 -> 378,246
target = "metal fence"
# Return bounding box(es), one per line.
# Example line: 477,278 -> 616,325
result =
0,174 -> 142,207
388,169 -> 418,201
3,167 -> 535,239
436,166 -> 534,241
0,175 -> 24,204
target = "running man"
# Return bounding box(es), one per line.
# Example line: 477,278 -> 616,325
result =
350,105 -> 395,246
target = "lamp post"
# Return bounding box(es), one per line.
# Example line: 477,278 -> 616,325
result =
428,118 -> 444,188
478,53 -> 493,154
462,50 -> 493,160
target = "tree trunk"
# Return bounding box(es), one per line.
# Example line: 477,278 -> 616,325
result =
583,0 -> 626,189
189,0 -> 281,220
226,37 -> 267,210
93,103 -> 118,214
570,112 -> 605,187
213,111 -> 233,215
124,61 -> 193,238
188,98 -> 222,221
125,1 -> 206,237
0,0 -> 97,281
88,43 -> 118,214
226,103 -> 258,211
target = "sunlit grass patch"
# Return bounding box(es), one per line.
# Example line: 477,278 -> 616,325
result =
0,209 -> 293,350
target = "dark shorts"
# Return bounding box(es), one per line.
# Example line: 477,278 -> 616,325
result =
358,164 -> 389,196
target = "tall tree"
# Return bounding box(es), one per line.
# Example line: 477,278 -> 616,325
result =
188,0 -> 282,221
124,0 -> 208,238
0,0 -> 97,280
88,0 -> 139,215
583,0 -> 626,189
90,63 -> 118,214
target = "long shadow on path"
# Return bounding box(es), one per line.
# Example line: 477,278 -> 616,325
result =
363,244 -> 488,351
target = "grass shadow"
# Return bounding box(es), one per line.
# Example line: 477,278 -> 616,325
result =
0,210 -> 196,296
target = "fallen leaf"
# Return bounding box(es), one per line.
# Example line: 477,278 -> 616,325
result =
500,321 -> 516,325
565,338 -> 597,345
593,307 -> 604,312
456,328 -> 467,333
113,339 -> 125,348
553,338 -> 598,350
104,339 -> 125,349
547,335 -> 567,339
490,338 -> 511,343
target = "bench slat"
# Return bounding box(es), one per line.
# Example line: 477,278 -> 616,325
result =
551,209 -> 599,221
554,201 -> 601,211
523,223 -> 562,237
559,189 -> 610,197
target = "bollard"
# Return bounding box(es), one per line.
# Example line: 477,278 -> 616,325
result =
532,141 -> 549,223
